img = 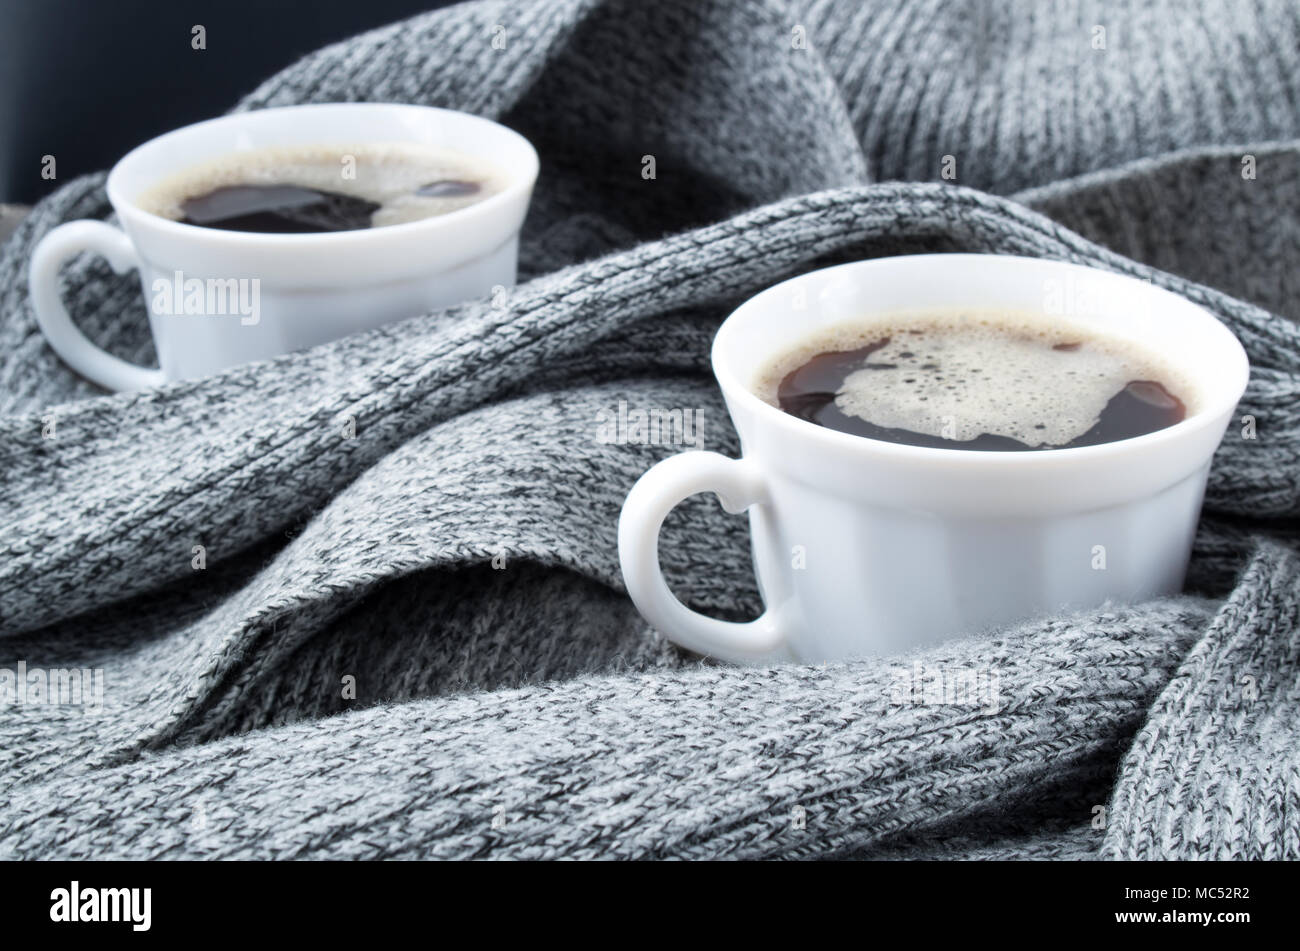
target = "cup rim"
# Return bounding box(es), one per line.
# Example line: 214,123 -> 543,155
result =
105,102 -> 539,247
711,253 -> 1250,467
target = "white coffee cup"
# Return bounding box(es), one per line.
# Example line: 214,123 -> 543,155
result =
28,103 -> 538,390
618,254 -> 1249,664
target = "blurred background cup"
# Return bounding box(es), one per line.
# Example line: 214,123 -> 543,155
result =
27,102 -> 538,390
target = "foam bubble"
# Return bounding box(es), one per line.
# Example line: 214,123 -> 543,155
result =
754,311 -> 1196,448
135,142 -> 509,228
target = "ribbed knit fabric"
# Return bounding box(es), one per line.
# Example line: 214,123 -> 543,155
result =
0,0 -> 1297,859
806,0 -> 1300,194
1101,543 -> 1300,859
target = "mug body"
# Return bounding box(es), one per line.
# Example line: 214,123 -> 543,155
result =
711,255 -> 1248,662
105,103 -> 538,381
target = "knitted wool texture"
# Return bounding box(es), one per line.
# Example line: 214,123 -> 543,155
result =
0,0 -> 1298,859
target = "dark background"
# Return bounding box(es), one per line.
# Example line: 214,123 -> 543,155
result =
0,0 -> 452,203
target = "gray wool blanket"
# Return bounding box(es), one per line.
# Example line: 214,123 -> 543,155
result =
1,0 -> 1299,860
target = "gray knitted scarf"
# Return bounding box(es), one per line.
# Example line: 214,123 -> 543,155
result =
1,0 -> 1298,860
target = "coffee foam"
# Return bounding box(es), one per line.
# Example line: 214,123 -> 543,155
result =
755,311 -> 1197,448
135,142 -> 509,228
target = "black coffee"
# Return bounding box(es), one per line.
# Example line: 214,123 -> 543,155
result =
138,143 -> 505,234
761,314 -> 1190,451
179,184 -> 382,233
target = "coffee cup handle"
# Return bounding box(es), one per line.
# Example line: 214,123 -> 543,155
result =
28,220 -> 166,392
618,450 -> 789,662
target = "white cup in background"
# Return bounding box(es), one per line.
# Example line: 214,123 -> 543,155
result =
28,102 -> 538,390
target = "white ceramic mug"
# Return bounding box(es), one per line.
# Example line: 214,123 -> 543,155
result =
28,103 -> 538,390
618,255 -> 1250,664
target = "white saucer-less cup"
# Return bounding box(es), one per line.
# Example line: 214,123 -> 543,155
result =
618,255 -> 1250,664
28,103 -> 538,390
